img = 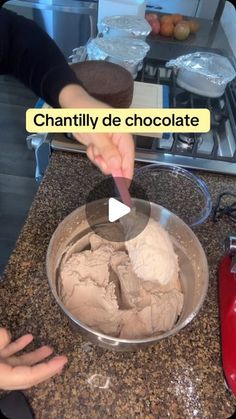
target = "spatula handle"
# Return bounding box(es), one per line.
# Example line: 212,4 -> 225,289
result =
111,169 -> 132,208
94,155 -> 132,208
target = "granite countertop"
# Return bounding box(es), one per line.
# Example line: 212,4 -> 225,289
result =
0,151 -> 236,418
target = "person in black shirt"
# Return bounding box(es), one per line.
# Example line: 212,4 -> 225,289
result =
0,3 -> 134,390
0,5 -> 134,178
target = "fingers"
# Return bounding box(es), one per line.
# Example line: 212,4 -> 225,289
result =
121,135 -> 135,184
26,356 -> 68,388
0,356 -> 68,390
6,345 -> 54,367
112,133 -> 135,184
94,134 -> 122,171
78,132 -> 135,181
86,145 -> 105,172
93,155 -> 111,175
87,145 -> 111,175
0,334 -> 33,358
0,328 -> 11,351
80,133 -> 122,172
86,144 -> 95,164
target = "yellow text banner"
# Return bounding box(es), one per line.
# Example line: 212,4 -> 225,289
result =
26,108 -> 210,133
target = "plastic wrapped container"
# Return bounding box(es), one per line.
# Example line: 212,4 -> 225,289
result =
98,15 -> 151,40
87,36 -> 150,78
98,0 -> 146,25
134,164 -> 212,227
166,52 -> 236,98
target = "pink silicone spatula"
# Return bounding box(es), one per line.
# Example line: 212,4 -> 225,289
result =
94,156 -> 132,208
111,168 -> 132,208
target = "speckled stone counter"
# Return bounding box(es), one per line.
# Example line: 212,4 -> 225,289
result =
0,152 -> 236,418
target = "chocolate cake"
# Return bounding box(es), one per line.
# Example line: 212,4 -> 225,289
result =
70,60 -> 134,108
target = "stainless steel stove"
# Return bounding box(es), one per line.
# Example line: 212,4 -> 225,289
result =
27,56 -> 236,182
134,58 -> 236,175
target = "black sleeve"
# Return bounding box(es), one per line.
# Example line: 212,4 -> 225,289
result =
0,8 -> 83,107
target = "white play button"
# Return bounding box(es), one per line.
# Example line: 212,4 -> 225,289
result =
85,178 -> 151,241
108,198 -> 131,222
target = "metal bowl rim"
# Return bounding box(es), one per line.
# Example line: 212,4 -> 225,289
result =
46,199 -> 209,344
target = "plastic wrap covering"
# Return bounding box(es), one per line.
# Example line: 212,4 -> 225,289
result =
166,52 -> 236,86
98,15 -> 151,39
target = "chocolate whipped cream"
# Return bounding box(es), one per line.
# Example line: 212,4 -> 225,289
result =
60,218 -> 184,339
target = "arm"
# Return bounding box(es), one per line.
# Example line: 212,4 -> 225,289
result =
0,8 -> 134,180
59,84 -> 134,181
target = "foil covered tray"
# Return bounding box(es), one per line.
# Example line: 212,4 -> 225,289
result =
98,15 -> 151,39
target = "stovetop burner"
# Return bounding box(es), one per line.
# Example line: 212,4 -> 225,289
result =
176,133 -> 203,152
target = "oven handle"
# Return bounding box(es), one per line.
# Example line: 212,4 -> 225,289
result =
26,133 -> 51,183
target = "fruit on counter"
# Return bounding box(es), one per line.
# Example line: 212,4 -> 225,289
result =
150,19 -> 161,35
172,14 -> 183,25
145,13 -> 200,39
188,19 -> 200,34
173,21 -> 190,41
145,13 -> 160,35
160,14 -> 174,25
160,22 -> 174,37
145,13 -> 158,24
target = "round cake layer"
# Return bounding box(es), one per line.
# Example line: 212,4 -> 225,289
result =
71,60 -> 134,108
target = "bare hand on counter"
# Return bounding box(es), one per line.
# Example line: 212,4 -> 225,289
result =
0,328 -> 67,390
59,84 -> 135,182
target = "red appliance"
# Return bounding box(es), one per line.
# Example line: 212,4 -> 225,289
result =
219,235 -> 236,396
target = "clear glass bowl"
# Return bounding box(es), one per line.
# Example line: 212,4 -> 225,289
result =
133,164 -> 212,227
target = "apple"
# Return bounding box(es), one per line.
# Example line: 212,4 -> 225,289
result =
160,15 -> 173,25
188,20 -> 200,33
160,22 -> 174,37
145,13 -> 158,24
151,19 -> 161,35
174,21 -> 190,41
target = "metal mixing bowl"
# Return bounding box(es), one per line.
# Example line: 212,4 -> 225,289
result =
46,199 -> 209,351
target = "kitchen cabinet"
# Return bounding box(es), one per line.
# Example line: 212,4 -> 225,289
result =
146,0 -> 200,16
146,0 -> 223,19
